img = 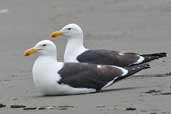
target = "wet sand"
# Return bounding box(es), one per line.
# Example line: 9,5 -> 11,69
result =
0,0 -> 171,114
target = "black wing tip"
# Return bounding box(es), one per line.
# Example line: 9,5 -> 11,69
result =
126,63 -> 150,69
142,52 -> 167,57
142,63 -> 151,69
156,52 -> 167,57
132,63 -> 150,69
114,63 -> 150,82
163,52 -> 167,57
140,52 -> 167,64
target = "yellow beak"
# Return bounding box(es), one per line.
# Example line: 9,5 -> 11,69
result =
50,31 -> 64,38
24,48 -> 39,56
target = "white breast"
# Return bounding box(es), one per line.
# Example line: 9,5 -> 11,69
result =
33,57 -> 63,95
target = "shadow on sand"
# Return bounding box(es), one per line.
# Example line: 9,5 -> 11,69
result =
133,72 -> 171,78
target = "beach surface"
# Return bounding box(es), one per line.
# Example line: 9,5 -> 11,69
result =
0,0 -> 171,113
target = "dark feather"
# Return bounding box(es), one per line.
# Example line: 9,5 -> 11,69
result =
58,63 -> 150,90
77,50 -> 140,67
58,63 -> 124,90
77,50 -> 167,67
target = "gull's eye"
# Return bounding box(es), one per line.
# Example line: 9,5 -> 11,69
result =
67,28 -> 71,30
42,44 -> 47,47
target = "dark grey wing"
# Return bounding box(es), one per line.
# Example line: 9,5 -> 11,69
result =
117,52 -> 142,66
58,63 -> 124,90
77,49 -> 141,67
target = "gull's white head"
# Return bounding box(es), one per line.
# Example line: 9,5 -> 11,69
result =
24,40 -> 57,57
50,23 -> 83,39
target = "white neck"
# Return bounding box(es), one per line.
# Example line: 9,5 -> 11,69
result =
39,52 -> 57,60
64,35 -> 87,62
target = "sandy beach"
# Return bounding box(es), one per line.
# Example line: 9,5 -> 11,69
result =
0,0 -> 171,113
